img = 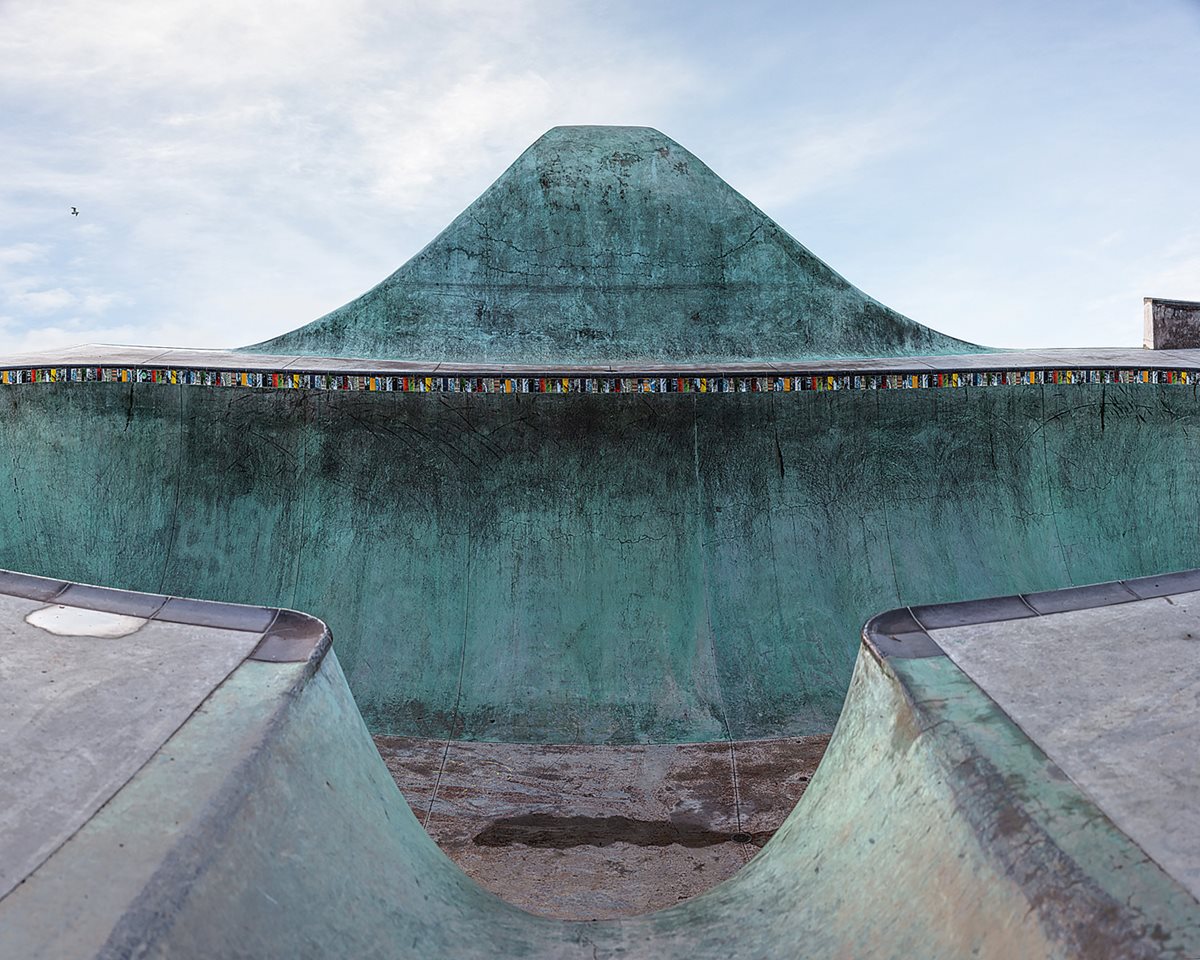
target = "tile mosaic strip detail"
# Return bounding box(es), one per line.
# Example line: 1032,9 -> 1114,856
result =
0,366 -> 1196,394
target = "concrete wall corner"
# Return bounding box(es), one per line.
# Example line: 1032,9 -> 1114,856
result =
1144,297 -> 1200,349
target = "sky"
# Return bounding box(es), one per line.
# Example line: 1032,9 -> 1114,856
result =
1,0 -> 1198,354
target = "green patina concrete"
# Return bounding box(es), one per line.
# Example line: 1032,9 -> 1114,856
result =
0,381 -> 1197,744
6,640 -> 1195,957
245,126 -> 981,364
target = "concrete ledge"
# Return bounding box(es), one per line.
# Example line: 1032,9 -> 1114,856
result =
1,343 -> 1200,376
863,566 -> 1200,660
0,568 -> 329,664
1,344 -> 1200,395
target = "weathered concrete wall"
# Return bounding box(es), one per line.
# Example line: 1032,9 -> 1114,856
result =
0,381 -> 1196,743
1144,297 -> 1200,349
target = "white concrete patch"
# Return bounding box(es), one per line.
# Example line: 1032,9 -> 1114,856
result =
26,604 -> 146,638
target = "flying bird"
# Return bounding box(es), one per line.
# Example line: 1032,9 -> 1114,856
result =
70,207 -> 79,216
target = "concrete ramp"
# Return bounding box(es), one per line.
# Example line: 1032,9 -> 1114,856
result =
2,569 -> 1197,959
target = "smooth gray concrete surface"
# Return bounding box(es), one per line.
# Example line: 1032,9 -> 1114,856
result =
1144,298 -> 1200,349
5,343 -> 1200,376
0,594 -> 262,899
929,592 -> 1200,900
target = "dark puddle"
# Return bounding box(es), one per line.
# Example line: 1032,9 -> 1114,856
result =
474,814 -> 773,849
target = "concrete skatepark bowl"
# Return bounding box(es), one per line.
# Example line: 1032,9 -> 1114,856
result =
1,126 -> 1198,957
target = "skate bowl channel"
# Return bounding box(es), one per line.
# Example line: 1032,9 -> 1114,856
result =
2,564 -> 1198,958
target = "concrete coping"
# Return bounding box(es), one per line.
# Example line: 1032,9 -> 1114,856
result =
863,567 -> 1200,660
3,343 -> 1200,378
0,569 -> 329,664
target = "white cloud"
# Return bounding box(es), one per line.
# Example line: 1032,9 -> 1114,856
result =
0,318 -> 149,354
721,104 -> 934,212
9,288 -> 76,313
0,243 -> 46,266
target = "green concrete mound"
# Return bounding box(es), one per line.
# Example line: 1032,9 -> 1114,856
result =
245,126 -> 980,363
0,379 -> 1196,744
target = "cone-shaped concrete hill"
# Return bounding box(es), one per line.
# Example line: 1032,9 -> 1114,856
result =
247,125 -> 979,363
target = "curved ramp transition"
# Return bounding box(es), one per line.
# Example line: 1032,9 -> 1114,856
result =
2,569 -> 1197,959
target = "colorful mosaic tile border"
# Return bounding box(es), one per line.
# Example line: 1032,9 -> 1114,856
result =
0,366 -> 1196,393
